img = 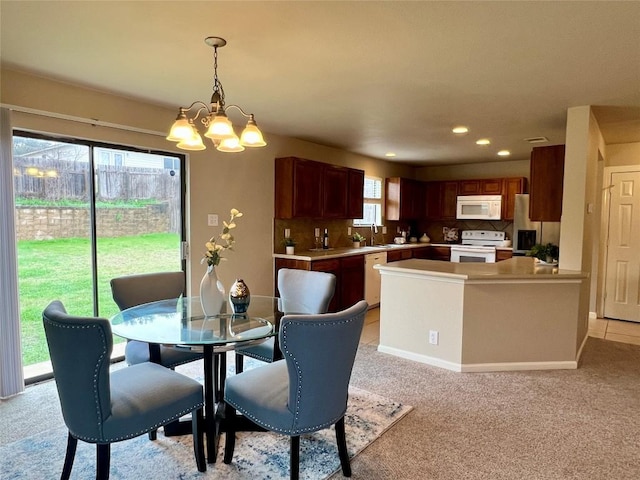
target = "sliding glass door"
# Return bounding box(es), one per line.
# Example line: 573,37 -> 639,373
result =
13,133 -> 185,369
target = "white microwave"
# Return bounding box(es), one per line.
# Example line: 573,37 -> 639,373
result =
456,195 -> 502,220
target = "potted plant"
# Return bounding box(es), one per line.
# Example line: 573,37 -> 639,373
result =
351,232 -> 365,248
526,243 -> 559,264
283,237 -> 296,254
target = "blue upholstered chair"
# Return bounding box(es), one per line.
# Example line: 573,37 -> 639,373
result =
42,300 -> 206,480
110,271 -> 203,368
234,268 -> 336,374
223,300 -> 368,480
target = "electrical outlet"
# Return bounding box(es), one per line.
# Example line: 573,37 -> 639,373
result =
348,227 -> 352,236
207,214 -> 218,226
429,330 -> 439,345
382,226 -> 387,234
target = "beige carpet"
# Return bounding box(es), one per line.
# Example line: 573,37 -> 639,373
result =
3,337 -> 640,479
336,338 -> 640,479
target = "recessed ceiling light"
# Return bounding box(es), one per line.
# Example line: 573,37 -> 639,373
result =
497,150 -> 511,156
385,152 -> 396,157
452,126 -> 469,135
476,138 -> 491,146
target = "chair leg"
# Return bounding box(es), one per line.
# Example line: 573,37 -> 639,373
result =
335,417 -> 352,477
223,404 -> 236,464
61,432 -> 78,480
96,443 -> 111,480
192,407 -> 206,472
235,353 -> 244,374
148,429 -> 157,441
290,436 -> 300,480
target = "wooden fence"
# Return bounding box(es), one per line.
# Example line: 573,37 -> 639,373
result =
13,157 -> 181,235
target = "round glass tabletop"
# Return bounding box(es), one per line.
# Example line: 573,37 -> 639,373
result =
110,295 -> 281,348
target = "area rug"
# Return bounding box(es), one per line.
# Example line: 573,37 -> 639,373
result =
1,386 -> 412,479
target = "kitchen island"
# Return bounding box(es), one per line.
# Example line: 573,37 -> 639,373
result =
374,257 -> 588,372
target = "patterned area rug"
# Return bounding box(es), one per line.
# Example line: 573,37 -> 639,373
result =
1,386 -> 411,479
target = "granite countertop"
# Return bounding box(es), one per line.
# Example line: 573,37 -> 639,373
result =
374,256 -> 586,281
273,242 -> 513,261
272,242 -> 431,261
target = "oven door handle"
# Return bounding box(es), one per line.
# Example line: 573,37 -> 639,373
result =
450,247 -> 496,254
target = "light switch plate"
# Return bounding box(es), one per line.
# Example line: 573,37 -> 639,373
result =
207,214 -> 218,226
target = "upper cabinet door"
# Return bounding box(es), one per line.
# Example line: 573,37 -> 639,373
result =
275,157 -> 323,218
529,145 -> 565,222
323,165 -> 349,218
275,157 -> 364,219
501,177 -> 527,220
385,177 -> 423,221
347,168 -> 364,219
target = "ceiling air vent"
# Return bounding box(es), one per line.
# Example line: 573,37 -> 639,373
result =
524,136 -> 549,144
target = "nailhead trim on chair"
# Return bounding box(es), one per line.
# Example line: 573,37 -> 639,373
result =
237,350 -> 272,362
44,316 -> 205,443
229,316 -> 359,435
71,403 -> 205,443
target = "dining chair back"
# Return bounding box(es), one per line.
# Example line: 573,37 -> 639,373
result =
234,268 -> 336,373
223,300 -> 368,480
110,271 -> 202,368
42,300 -> 206,479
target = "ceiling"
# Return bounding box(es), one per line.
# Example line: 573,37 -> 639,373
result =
1,1 -> 639,166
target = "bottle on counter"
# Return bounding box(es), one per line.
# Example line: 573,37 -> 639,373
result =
323,228 -> 329,249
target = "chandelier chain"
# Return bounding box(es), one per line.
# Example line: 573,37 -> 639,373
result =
212,45 -> 225,107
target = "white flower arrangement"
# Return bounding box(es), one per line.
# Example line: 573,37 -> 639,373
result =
202,208 -> 243,267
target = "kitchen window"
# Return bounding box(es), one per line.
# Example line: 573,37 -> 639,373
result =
354,176 -> 382,226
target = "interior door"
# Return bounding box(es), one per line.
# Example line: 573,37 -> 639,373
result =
604,170 -> 640,322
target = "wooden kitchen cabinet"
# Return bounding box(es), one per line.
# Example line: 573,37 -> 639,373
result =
386,248 -> 413,262
339,254 -> 365,310
424,181 -> 443,220
529,145 -> 565,222
275,255 -> 364,312
429,246 -> 451,261
347,168 -> 364,219
275,157 -> 364,220
323,164 -> 349,218
311,258 -> 342,312
441,181 -> 459,219
412,246 -> 431,259
501,177 -> 527,220
385,177 -> 424,221
496,249 -> 513,262
459,178 -> 503,195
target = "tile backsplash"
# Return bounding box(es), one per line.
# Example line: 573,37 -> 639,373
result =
274,218 -> 514,252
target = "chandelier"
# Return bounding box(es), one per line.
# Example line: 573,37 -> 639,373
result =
166,37 -> 266,153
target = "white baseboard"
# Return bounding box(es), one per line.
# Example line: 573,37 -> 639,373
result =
377,344 -> 578,373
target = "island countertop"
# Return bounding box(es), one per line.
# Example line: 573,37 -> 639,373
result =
374,256 -> 586,281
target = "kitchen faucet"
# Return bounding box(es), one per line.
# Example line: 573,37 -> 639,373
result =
370,223 -> 379,245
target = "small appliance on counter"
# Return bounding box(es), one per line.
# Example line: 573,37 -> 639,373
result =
450,230 -> 505,263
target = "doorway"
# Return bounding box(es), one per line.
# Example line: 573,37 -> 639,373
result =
601,166 -> 640,323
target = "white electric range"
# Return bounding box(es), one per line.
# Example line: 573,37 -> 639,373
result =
450,230 -> 506,263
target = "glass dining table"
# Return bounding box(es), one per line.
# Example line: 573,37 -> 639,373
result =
110,295 -> 286,463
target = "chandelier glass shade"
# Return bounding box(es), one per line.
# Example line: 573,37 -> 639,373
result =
166,37 -> 266,153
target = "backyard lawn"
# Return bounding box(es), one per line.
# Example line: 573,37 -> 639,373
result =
18,233 -> 182,365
